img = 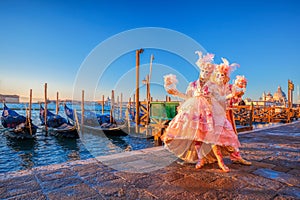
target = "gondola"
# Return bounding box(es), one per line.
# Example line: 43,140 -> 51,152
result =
64,104 -> 128,136
1,103 -> 37,139
39,105 -> 78,138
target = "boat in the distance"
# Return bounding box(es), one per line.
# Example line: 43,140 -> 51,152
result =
64,104 -> 127,136
39,105 -> 78,138
1,103 -> 37,139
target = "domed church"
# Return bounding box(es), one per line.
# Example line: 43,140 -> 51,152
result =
261,86 -> 287,104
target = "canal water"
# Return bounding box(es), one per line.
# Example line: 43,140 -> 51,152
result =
0,103 -> 156,174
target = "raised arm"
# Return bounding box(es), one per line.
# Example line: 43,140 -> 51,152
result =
167,82 -> 194,100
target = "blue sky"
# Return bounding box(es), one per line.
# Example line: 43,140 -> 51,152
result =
0,0 -> 299,102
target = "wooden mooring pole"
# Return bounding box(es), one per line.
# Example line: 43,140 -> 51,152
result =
117,95 -> 119,120
110,90 -> 115,123
250,103 -> 254,129
102,95 -> 105,114
145,74 -> 150,125
288,80 -> 294,108
44,83 -> 48,134
146,54 -> 154,126
135,49 -> 143,132
28,89 -> 33,135
288,80 -> 294,123
74,109 -> 80,132
120,93 -> 123,120
127,97 -> 131,128
81,90 -> 84,125
29,89 -> 32,121
56,92 -> 59,115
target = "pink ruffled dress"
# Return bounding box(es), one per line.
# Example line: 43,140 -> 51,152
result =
161,79 -> 241,163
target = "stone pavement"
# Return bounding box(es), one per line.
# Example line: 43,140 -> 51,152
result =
0,122 -> 300,200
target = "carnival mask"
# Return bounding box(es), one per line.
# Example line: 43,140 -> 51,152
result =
216,72 -> 226,84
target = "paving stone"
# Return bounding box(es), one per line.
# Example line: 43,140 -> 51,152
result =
99,154 -> 145,166
72,162 -> 104,177
81,170 -> 119,186
0,169 -> 33,180
277,186 -> 300,199
135,164 -> 169,173
92,178 -> 133,198
116,159 -> 156,171
197,190 -> 218,200
96,150 -> 144,162
240,150 -> 274,162
250,160 -> 276,169
67,158 -> 98,166
214,189 -> 241,200
128,174 -> 163,189
121,187 -> 157,200
143,154 -> 177,166
253,168 -> 300,186
6,190 -> 47,200
140,146 -> 164,153
35,168 -> 77,182
72,162 -> 102,171
0,174 -> 36,187
169,190 -> 201,200
227,163 -> 257,174
33,163 -> 70,173
147,181 -> 185,199
273,194 -> 298,200
47,183 -> 100,200
264,156 -> 300,169
0,179 -> 41,199
287,168 -> 300,177
190,170 -> 220,183
170,175 -> 238,194
239,173 -> 284,191
272,165 -> 292,173
114,170 -> 147,179
171,175 -> 203,192
144,147 -> 176,157
40,176 -> 83,192
234,185 -> 277,200
157,171 -> 184,182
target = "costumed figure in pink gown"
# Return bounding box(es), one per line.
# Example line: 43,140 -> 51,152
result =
161,52 -> 242,172
225,74 -> 252,165
226,74 -> 248,133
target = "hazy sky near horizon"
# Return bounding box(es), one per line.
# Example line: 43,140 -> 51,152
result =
0,0 -> 299,102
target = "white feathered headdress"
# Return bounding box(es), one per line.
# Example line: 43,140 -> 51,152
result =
234,75 -> 247,88
195,51 -> 215,72
216,57 -> 240,76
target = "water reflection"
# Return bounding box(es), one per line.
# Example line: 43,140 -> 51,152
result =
0,106 -> 156,173
6,137 -> 37,170
6,137 -> 36,151
54,137 -> 81,161
105,134 -> 132,151
79,128 -> 132,157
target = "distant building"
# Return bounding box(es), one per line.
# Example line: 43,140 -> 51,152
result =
243,86 -> 288,106
262,91 -> 273,101
0,94 -> 20,103
273,86 -> 287,104
260,86 -> 287,105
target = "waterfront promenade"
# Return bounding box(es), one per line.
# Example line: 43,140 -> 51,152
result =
0,122 -> 299,200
